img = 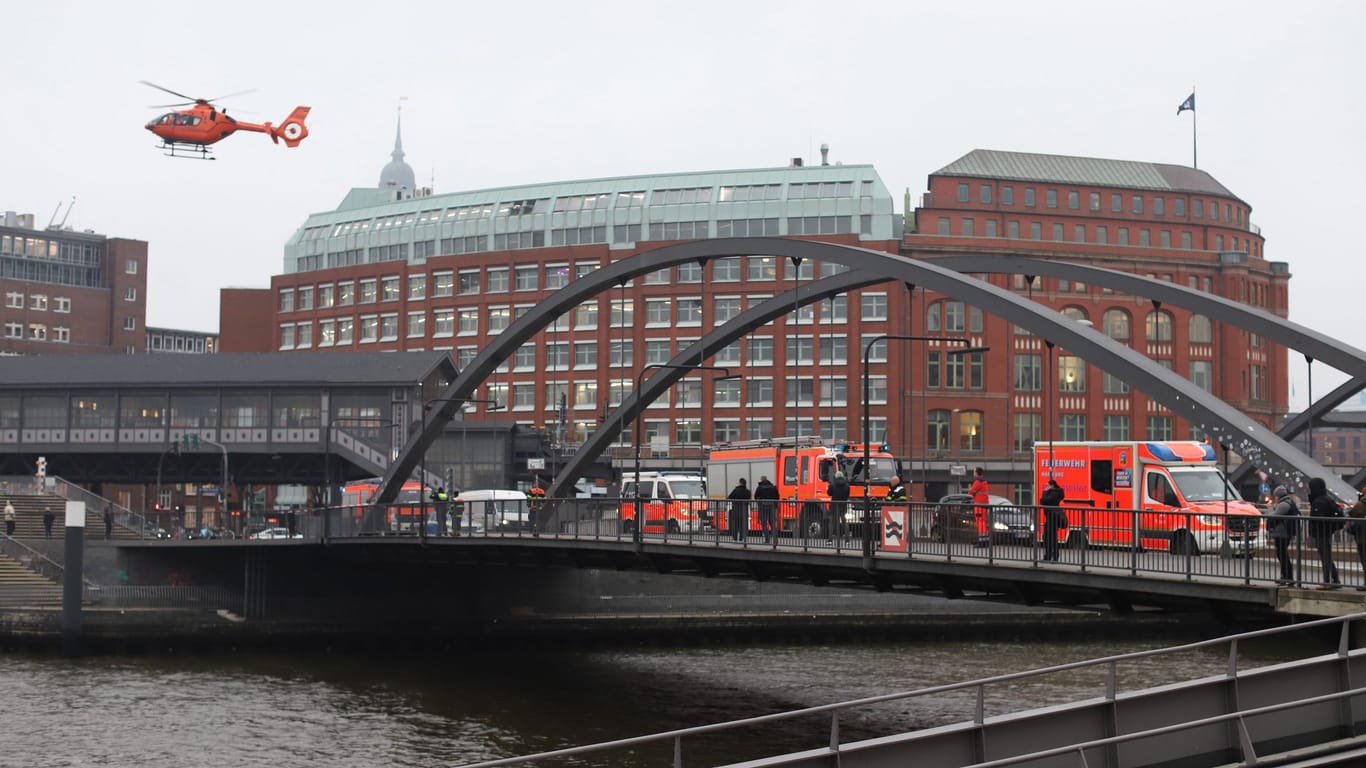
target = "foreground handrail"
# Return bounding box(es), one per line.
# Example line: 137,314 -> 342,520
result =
456,612 -> 1366,767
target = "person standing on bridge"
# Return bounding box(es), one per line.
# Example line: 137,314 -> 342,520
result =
885,476 -> 907,503
1039,479 -> 1066,561
42,507 -> 55,539
431,486 -> 450,536
104,504 -> 113,540
727,478 -> 751,542
754,476 -> 779,544
1266,485 -> 1301,586
1347,490 -> 1366,590
970,467 -> 991,549
1306,477 -> 1342,589
3,499 -> 14,537
826,471 -> 851,544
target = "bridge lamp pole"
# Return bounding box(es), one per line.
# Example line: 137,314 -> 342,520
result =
424,397 -> 500,539
861,335 -> 987,560
632,363 -> 733,548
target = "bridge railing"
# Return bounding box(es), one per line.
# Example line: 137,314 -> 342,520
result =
453,612 -> 1366,768
297,498 -> 1366,589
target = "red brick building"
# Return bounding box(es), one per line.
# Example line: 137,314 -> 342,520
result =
1,211 -> 147,356
902,150 -> 1287,499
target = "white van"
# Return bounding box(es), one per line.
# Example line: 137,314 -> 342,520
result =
455,489 -> 530,533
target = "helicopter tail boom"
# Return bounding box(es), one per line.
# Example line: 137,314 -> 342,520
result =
268,106 -> 311,148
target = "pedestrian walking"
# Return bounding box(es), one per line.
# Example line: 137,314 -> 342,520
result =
103,504 -> 114,540
1306,477 -> 1342,589
42,508 -> 55,539
3,499 -> 14,537
727,478 -> 751,541
970,467 -> 991,548
1266,485 -> 1301,585
1039,479 -> 1066,561
1348,489 -> 1366,590
753,475 -> 780,543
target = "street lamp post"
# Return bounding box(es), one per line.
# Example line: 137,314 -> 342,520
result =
861,335 -> 989,560
424,397 -> 501,539
632,363 -> 732,548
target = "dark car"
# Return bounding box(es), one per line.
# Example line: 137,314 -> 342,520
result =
932,494 -> 1036,543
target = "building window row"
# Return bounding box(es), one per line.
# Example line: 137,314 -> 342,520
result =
939,216 -> 1257,256
4,291 -> 73,313
954,182 -> 1249,230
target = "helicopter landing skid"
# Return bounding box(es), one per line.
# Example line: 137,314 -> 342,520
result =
158,142 -> 215,160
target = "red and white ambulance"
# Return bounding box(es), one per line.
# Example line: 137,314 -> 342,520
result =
1035,440 -> 1262,555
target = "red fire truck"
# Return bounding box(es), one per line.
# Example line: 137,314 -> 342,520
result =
706,437 -> 901,538
1035,440 -> 1263,555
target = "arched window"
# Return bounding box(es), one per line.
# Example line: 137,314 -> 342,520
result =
927,409 -> 951,452
1060,306 -> 1088,323
1189,314 -> 1212,343
926,302 -> 941,332
1145,309 -> 1174,342
1103,309 -> 1130,341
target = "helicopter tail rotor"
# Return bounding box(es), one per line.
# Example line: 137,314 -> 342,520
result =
268,106 -> 311,148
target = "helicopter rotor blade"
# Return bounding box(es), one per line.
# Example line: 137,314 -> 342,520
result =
140,80 -> 199,104
147,101 -> 197,109
203,88 -> 257,104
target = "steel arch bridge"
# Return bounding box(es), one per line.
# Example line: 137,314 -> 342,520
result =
377,238 -> 1358,506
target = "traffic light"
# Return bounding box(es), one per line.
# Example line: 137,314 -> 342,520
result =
35,456 -> 46,479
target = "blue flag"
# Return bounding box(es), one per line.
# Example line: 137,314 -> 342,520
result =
1177,93 -> 1195,115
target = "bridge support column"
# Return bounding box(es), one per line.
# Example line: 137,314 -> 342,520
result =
61,500 -> 85,657
242,549 -> 269,620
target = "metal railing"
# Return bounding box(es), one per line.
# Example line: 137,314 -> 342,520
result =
300,497 -> 1366,590
454,612 -> 1366,767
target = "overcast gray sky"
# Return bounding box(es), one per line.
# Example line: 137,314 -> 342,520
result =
2,0 -> 1361,407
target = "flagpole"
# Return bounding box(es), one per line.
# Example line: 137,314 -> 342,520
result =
1191,86 -> 1198,169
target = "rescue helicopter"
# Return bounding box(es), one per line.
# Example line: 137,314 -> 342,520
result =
141,81 -> 310,159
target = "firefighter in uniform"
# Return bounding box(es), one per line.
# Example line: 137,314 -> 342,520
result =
528,486 -> 545,533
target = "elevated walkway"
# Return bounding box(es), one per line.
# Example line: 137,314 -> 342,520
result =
459,613 -> 1366,768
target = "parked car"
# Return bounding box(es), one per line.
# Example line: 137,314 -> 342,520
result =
251,527 -> 302,540
932,494 -> 1036,544
140,524 -> 171,539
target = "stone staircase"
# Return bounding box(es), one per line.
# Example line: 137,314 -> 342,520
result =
2,493 -> 142,541
0,551 -> 61,608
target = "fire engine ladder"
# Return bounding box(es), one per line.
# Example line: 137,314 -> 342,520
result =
710,435 -> 828,451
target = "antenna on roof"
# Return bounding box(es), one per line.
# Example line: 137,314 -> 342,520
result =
47,196 -> 76,230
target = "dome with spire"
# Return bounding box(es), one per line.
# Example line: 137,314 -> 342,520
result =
378,110 -> 416,192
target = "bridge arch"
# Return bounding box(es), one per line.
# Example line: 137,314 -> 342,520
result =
378,238 -> 1353,505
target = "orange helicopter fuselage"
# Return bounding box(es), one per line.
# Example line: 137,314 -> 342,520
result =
145,103 -> 310,148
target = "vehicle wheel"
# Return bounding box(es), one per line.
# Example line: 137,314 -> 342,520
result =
622,519 -> 637,535
666,519 -> 681,535
801,509 -> 825,539
1066,530 -> 1088,549
1170,531 -> 1199,556
930,524 -> 945,543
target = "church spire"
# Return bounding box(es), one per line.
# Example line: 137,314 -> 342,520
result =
378,97 -> 416,192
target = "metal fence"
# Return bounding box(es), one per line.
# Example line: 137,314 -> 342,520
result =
84,584 -> 241,612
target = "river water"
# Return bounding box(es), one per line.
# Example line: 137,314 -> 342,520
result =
1,628 -> 1306,767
